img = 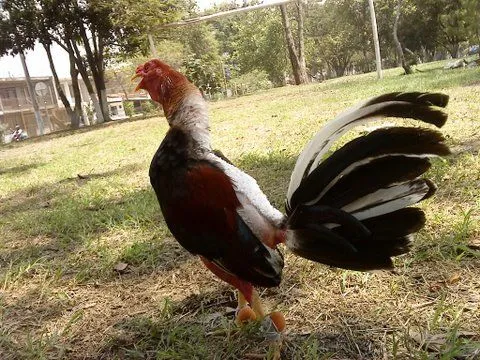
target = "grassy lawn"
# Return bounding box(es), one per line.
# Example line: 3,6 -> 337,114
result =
0,62 -> 479,359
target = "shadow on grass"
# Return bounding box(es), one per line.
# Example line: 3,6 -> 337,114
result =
0,187 -> 174,281
119,235 -> 193,274
451,135 -> 480,156
1,162 -> 160,281
2,149 -> 479,359
96,287 -> 385,360
2,147 -> 478,284
0,162 -> 47,176
0,163 -> 144,215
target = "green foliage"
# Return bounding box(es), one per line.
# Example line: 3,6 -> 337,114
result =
307,0 -> 368,77
462,0 -> 480,45
111,0 -> 480,87
152,23 -> 225,96
400,0 -> 478,59
0,11 -> 15,56
123,101 -> 134,118
0,0 -> 39,56
223,8 -> 288,86
229,69 -> 273,95
183,55 -> 223,96
385,0 -> 437,61
141,100 -> 160,116
94,0 -> 192,59
437,0 -> 470,58
155,40 -> 187,69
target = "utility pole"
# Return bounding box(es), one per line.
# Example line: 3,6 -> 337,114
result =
368,0 -> 383,79
20,51 -> 45,135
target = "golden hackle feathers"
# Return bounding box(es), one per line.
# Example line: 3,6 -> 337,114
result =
133,59 -> 201,118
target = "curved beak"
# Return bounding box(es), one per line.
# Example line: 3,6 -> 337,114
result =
131,73 -> 142,81
131,73 -> 144,92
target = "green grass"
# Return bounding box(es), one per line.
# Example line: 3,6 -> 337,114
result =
1,62 -> 479,359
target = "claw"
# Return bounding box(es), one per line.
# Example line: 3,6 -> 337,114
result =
235,305 -> 256,326
269,311 -> 286,332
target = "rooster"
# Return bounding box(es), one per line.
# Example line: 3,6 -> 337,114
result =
133,59 -> 450,331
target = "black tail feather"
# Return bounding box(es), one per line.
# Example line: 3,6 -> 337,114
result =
359,102 -> 448,128
287,208 -> 426,271
285,92 -> 450,272
289,127 -> 448,212
362,92 -> 449,109
320,157 -> 432,209
288,204 -> 371,238
288,227 -> 397,271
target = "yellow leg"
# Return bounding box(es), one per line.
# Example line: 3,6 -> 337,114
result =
235,290 -> 256,326
237,290 -> 248,309
236,289 -> 286,333
250,289 -> 266,318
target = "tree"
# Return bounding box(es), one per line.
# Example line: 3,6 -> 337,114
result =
108,0 -> 196,60
181,24 -> 223,95
463,0 -> 480,54
392,0 -> 412,74
91,0 -> 194,119
36,4 -> 82,128
37,0 -> 104,124
0,0 -> 45,135
307,0 -> 365,77
280,0 -> 308,84
437,0 -> 469,58
222,7 -> 288,86
386,0 -> 439,62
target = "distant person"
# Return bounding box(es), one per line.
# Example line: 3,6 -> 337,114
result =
12,125 -> 27,141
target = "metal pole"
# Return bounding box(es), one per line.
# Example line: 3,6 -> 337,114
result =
368,0 -> 383,79
162,0 -> 293,28
19,51 -> 45,135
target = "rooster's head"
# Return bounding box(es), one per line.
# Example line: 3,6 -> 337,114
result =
133,59 -> 200,118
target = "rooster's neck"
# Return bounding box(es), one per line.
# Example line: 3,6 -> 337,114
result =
167,92 -> 211,153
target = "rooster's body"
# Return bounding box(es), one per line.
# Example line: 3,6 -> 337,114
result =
134,59 -> 450,329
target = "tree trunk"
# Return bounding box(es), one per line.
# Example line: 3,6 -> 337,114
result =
393,0 -> 412,75
97,37 -> 111,122
331,60 -> 346,77
449,42 -> 460,58
295,0 -> 308,83
44,43 -> 80,128
78,21 -> 110,122
335,67 -> 345,77
69,52 -> 89,126
70,41 -> 104,124
280,2 -> 308,85
20,51 -> 44,135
